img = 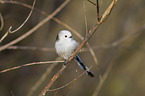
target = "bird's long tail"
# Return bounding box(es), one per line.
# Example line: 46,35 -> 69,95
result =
74,55 -> 94,77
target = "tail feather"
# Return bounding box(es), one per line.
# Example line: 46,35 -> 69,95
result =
87,70 -> 94,77
74,55 -> 94,77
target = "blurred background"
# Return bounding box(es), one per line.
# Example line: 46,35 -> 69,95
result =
0,0 -> 145,96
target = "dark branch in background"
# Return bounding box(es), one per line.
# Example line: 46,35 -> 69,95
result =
39,0 -> 118,95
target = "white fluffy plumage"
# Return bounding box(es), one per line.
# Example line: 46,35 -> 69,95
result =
55,30 -> 79,60
55,30 -> 94,77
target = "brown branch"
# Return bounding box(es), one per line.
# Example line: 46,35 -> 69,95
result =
0,0 -> 70,51
39,65 -> 67,96
0,61 -> 64,74
100,0 -> 118,23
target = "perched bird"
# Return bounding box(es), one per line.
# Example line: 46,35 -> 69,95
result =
55,30 -> 94,77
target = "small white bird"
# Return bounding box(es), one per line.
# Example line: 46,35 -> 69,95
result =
55,30 -> 94,77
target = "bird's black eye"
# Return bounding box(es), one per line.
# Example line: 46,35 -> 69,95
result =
65,35 -> 67,38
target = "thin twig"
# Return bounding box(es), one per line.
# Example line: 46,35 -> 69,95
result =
83,1 -> 98,65
0,0 -> 36,44
87,0 -> 96,5
7,46 -> 55,51
83,2 -> 88,35
0,0 -> 32,7
0,12 -> 4,31
0,0 -> 70,51
63,70 -> 78,96
47,67 -> 92,95
0,61 -> 64,74
0,31 -> 9,43
96,0 -> 100,22
86,42 -> 98,64
8,0 -> 36,33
